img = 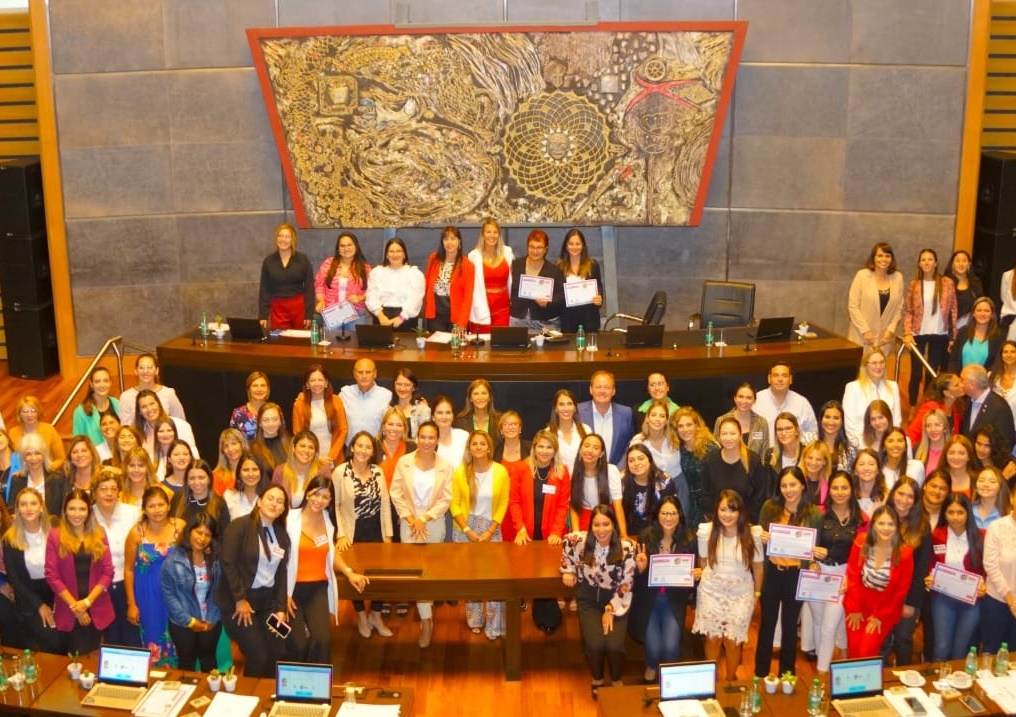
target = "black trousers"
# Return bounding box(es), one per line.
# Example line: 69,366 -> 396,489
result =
755,563 -> 803,678
576,582 -> 628,682
105,581 -> 142,648
221,586 -> 287,677
168,621 -> 221,672
289,580 -> 331,664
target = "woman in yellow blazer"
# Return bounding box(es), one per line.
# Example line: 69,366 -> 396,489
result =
451,429 -> 511,640
388,421 -> 453,648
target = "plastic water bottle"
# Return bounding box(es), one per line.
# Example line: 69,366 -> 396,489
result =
995,642 -> 1010,676
750,676 -> 761,713
576,324 -> 586,352
450,324 -> 461,358
807,678 -> 823,716
200,311 -> 209,338
310,318 -> 320,344
966,646 -> 978,676
0,660 -> 8,692
705,321 -> 714,347
22,649 -> 36,684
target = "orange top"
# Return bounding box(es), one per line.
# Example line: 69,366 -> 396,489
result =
295,531 -> 329,583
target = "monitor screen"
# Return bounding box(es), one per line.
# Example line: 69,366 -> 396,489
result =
276,662 -> 333,702
829,657 -> 884,698
659,661 -> 717,701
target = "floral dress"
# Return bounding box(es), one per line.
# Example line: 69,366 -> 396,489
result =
135,523 -> 179,666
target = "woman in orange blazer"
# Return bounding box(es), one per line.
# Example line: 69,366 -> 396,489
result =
424,226 -> 475,332
291,364 -> 347,470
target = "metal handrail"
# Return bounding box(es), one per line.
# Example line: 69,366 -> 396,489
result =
51,335 -> 133,427
894,339 -> 937,384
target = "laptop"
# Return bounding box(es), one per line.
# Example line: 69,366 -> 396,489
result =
490,326 -> 531,350
80,644 -> 152,711
749,316 -> 795,343
625,324 -> 665,348
355,324 -> 395,348
227,316 -> 267,342
657,660 -> 725,717
268,662 -> 333,717
829,657 -> 899,717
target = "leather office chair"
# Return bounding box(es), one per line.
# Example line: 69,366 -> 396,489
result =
603,290 -> 666,332
689,281 -> 755,329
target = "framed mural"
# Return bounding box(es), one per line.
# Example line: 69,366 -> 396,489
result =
247,22 -> 746,228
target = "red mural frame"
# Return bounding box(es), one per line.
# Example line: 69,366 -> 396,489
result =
246,21 -> 747,228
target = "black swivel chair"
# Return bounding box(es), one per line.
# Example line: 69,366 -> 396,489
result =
689,281 -> 755,329
604,290 -> 667,332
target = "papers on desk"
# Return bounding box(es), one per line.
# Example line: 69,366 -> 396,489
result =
277,329 -> 312,338
337,703 -> 399,716
976,671 -> 1016,714
201,692 -> 260,717
882,687 -> 944,717
657,699 -> 713,717
133,681 -> 197,717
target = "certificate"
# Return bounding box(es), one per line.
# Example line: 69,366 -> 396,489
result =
795,569 -> 844,603
648,553 -> 695,588
767,524 -> 816,560
517,274 -> 554,302
321,300 -> 359,329
563,279 -> 598,307
930,563 -> 982,605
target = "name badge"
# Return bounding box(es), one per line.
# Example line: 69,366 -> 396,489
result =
271,545 -> 286,560
750,431 -> 763,441
314,534 -> 328,547
542,484 -> 557,495
933,544 -> 947,555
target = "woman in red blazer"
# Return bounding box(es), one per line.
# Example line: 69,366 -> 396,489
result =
843,504 -> 914,658
44,488 -> 115,653
291,364 -> 348,469
424,226 -> 475,332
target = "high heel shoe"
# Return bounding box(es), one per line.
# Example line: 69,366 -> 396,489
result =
368,611 -> 393,637
418,618 -> 433,648
356,611 -> 371,638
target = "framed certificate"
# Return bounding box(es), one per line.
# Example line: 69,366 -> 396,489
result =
517,274 -> 554,302
767,524 -> 816,561
648,553 -> 695,588
930,563 -> 982,606
563,279 -> 598,307
321,300 -> 359,329
795,569 -> 844,603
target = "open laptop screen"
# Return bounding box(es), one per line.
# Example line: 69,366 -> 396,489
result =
276,662 -> 333,703
829,657 -> 884,698
659,660 -> 717,701
98,645 -> 151,686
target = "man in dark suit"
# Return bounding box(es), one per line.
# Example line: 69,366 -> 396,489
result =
960,364 -> 1015,454
577,370 -> 634,467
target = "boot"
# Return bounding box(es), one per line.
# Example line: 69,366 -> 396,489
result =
368,610 -> 393,637
356,611 -> 371,638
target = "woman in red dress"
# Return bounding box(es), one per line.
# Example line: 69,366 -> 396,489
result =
467,218 -> 514,333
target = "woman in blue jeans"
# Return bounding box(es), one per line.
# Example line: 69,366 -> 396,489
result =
925,493 -> 985,660
631,495 -> 701,682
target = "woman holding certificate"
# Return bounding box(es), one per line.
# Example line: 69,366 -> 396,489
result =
314,231 -> 371,331
508,229 -> 563,332
843,505 -> 915,658
924,493 -> 986,660
754,466 -> 823,678
631,495 -> 700,683
556,228 -> 603,333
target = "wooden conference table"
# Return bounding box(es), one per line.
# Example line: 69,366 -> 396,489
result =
158,325 -> 861,456
335,541 -> 563,681
0,650 -> 413,717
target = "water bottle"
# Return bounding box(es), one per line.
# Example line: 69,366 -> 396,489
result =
0,660 -> 8,692
966,646 -> 978,676
705,320 -> 714,347
807,678 -> 823,716
995,642 -> 1010,676
450,324 -> 461,358
310,318 -> 320,344
22,649 -> 35,685
200,311 -> 209,338
750,676 -> 762,713
576,324 -> 586,352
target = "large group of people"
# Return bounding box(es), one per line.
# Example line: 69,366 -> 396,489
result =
5,238 -> 1016,698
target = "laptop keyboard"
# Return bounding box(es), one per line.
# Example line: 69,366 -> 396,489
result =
91,685 -> 143,700
840,697 -> 891,713
274,704 -> 326,717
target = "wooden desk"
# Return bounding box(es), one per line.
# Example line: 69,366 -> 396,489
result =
335,541 -> 563,681
0,650 -> 67,714
158,326 -> 861,457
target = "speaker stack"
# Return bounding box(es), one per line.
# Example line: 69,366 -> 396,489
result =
0,158 -> 59,379
972,151 -> 1016,306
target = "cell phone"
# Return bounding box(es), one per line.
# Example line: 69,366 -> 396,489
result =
958,695 -> 987,714
904,696 -> 927,715
265,613 -> 291,639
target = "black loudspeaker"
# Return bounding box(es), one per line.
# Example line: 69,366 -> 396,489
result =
2,301 -> 59,379
0,233 -> 52,305
977,151 -> 1016,235
972,227 -> 1016,305
0,159 -> 45,237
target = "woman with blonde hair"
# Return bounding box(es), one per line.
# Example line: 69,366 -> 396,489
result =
258,222 -> 314,330
3,488 -> 60,652
451,430 -> 510,640
8,433 -> 66,517
942,434 -> 978,496
467,218 -> 514,333
672,407 -> 718,529
701,416 -> 768,521
9,395 -> 65,470
212,428 -> 248,496
271,430 -> 329,509
842,347 -> 903,446
799,440 -> 833,507
109,424 -> 145,469
914,408 -> 949,474
64,435 -> 100,491
629,399 -> 682,484
973,466 -> 1011,531
121,446 -> 166,506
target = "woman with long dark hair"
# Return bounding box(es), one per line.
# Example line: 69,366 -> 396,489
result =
556,228 -> 604,333
170,460 -> 229,539
250,402 -> 290,473
818,400 -> 856,471
903,248 -> 957,405
291,364 -> 348,468
569,434 -> 625,536
72,366 -> 120,447
847,241 -> 905,354
620,443 -> 679,539
945,249 -> 983,331
314,231 -> 371,330
424,226 -> 474,332
948,296 -> 1004,371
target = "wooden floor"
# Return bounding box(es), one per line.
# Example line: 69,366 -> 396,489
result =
0,356 -> 926,717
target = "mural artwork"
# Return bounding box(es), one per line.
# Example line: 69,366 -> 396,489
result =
247,22 -> 745,228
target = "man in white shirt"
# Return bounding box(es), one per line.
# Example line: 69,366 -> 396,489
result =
577,370 -> 634,467
339,358 -> 393,439
754,361 -> 818,445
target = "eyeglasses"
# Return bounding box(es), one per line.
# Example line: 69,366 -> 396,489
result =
658,511 -> 679,518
